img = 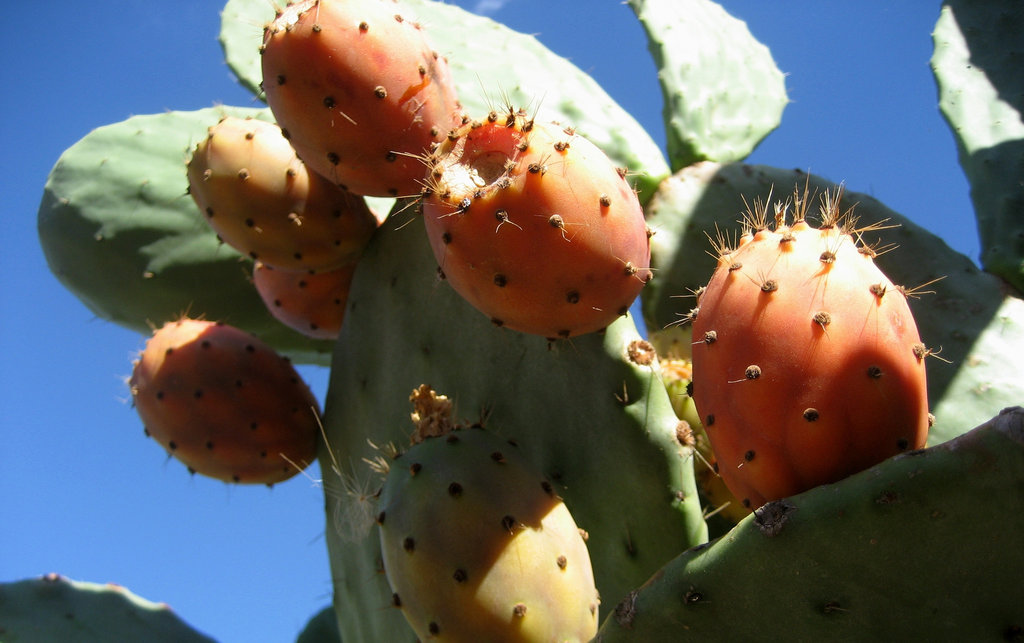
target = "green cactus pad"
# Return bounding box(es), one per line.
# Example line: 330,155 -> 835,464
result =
0,573 -> 216,642
640,162 -> 1024,444
317,206 -> 706,640
37,107 -> 335,364
931,0 -> 1024,292
628,0 -> 788,171
597,406 -> 1024,640
296,605 -> 342,643
218,0 -> 670,203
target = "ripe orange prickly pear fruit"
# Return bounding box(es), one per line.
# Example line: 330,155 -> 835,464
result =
186,116 -> 378,272
690,187 -> 930,510
421,109 -> 652,339
129,318 -> 320,484
260,0 -> 462,197
252,261 -> 356,340
377,386 -> 600,642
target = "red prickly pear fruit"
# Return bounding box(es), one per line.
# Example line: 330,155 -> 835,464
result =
377,387 -> 600,641
129,318 -> 321,485
421,110 -> 652,339
252,261 -> 355,340
186,116 -> 379,272
260,0 -> 463,197
689,187 -> 930,510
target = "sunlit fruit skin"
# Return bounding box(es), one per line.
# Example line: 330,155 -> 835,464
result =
129,318 -> 320,484
260,0 -> 463,197
187,116 -> 378,272
422,111 -> 652,339
690,214 -> 930,510
378,427 -> 600,642
252,261 -> 356,340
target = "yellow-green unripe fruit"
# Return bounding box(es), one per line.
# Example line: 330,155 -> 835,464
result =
377,425 -> 600,642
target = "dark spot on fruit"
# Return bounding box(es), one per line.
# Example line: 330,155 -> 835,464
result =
428,622 -> 440,635
820,251 -> 836,264
684,588 -> 703,604
493,274 -> 507,287
897,437 -> 910,450
491,451 -> 505,463
155,391 -> 164,400
566,290 -> 580,304
512,603 -> 527,618
409,462 -> 422,476
867,365 -> 883,379
193,389 -> 203,399
541,480 -> 554,496
441,232 -> 452,245
403,537 -> 415,552
391,593 -> 401,607
501,515 -> 517,532
276,74 -> 286,85
323,96 -> 335,109
250,422 -> 258,430
491,318 -> 504,327
447,482 -> 462,497
449,568 -> 468,584
744,450 -> 755,461
803,408 -> 820,422
327,152 -> 340,165
359,21 -> 369,31
385,151 -> 397,162
600,194 -> 612,207
703,330 -> 717,344
168,440 -> 177,450
742,498 -> 751,508
706,414 -> 715,427
870,283 -> 887,298
374,86 -> 387,99
745,365 -> 762,379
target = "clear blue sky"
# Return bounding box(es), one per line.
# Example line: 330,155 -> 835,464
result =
2,1 -> 974,641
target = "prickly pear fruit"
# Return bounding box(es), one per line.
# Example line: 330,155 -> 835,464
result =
252,261 -> 355,340
129,318 -> 320,484
186,116 -> 378,272
422,109 -> 652,339
260,0 -> 462,197
376,386 -> 600,642
689,186 -> 930,510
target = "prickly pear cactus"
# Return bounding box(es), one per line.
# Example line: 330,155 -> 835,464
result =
597,407 -> 1024,639
0,574 -> 216,642
932,0 -> 1024,293
321,211 -> 704,640
33,0 -> 1024,640
37,107 -> 336,365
